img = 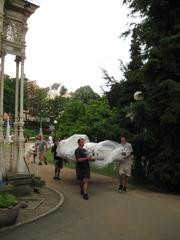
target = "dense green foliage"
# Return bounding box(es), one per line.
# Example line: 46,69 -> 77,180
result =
47,96 -> 67,122
104,0 -> 180,191
28,87 -> 48,120
0,194 -> 17,208
4,75 -> 15,114
73,85 -> 100,103
23,128 -> 38,139
56,97 -> 120,141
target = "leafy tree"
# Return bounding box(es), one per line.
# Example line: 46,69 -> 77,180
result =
81,98 -> 119,141
24,79 -> 39,117
57,99 -> 86,137
4,75 -> 15,115
73,85 -> 100,103
105,0 -> 180,190
60,85 -> 67,96
47,96 -> 67,122
56,97 -> 119,141
28,87 -> 48,120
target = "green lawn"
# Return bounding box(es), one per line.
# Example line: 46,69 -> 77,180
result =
45,149 -> 54,163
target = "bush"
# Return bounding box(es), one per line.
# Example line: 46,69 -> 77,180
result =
0,194 -> 17,208
24,128 -> 37,140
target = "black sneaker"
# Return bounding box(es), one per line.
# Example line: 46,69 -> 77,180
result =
44,160 -> 48,165
83,193 -> 89,200
123,187 -> 127,192
53,176 -> 57,180
56,176 -> 61,180
118,185 -> 123,193
39,162 -> 42,165
80,189 -> 84,195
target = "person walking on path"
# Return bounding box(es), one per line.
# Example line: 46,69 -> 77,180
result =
118,136 -> 134,193
75,138 -> 94,200
35,135 -> 48,165
32,136 -> 38,163
52,138 -> 63,180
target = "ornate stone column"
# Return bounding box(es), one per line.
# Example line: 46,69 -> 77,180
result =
0,53 -> 5,175
12,56 -> 21,172
0,1 -> 5,178
17,57 -> 26,173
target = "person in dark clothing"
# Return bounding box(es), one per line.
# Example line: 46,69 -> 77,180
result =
52,138 -> 63,180
74,138 -> 94,200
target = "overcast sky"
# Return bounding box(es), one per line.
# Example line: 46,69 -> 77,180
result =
5,0 -> 131,94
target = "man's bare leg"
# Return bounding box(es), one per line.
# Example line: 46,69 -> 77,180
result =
118,174 -> 128,192
118,174 -> 123,192
83,178 -> 89,199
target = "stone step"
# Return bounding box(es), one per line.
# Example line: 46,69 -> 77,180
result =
5,173 -> 34,181
7,178 -> 33,186
0,184 -> 13,193
1,174 -> 45,196
4,173 -> 34,188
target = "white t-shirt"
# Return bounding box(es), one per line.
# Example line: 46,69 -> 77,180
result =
119,142 -> 133,153
118,142 -> 133,176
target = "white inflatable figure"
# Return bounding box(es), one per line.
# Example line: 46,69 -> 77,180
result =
84,142 -> 98,157
25,143 -> 39,176
56,134 -> 90,161
84,140 -> 130,168
56,134 -> 131,168
99,144 -> 131,167
25,144 -> 36,161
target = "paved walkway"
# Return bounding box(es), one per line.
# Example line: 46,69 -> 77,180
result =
1,164 -> 180,240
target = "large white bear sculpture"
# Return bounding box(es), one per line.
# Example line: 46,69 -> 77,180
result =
56,134 -> 131,168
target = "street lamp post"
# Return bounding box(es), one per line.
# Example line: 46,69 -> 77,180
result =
53,120 -> 58,137
134,91 -> 144,101
39,117 -> 43,136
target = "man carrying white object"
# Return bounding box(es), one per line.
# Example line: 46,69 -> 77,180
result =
75,138 -> 95,200
118,136 -> 134,193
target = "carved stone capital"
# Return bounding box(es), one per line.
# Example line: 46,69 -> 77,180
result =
15,55 -> 21,63
15,55 -> 26,63
0,50 -> 6,57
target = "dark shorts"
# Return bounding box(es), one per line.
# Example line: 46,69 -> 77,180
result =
76,167 -> 90,181
55,158 -> 63,169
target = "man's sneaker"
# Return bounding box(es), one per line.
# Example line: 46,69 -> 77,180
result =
39,162 -> 42,165
83,193 -> 89,200
80,189 -> 84,195
123,187 -> 127,192
118,185 -> 123,193
56,176 -> 61,180
53,176 -> 57,180
44,160 -> 48,165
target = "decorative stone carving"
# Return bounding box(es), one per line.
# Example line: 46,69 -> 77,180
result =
5,18 -> 24,43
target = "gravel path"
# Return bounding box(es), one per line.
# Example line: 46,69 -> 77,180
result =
1,164 -> 180,240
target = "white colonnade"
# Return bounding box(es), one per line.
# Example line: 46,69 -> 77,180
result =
0,0 -> 38,177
